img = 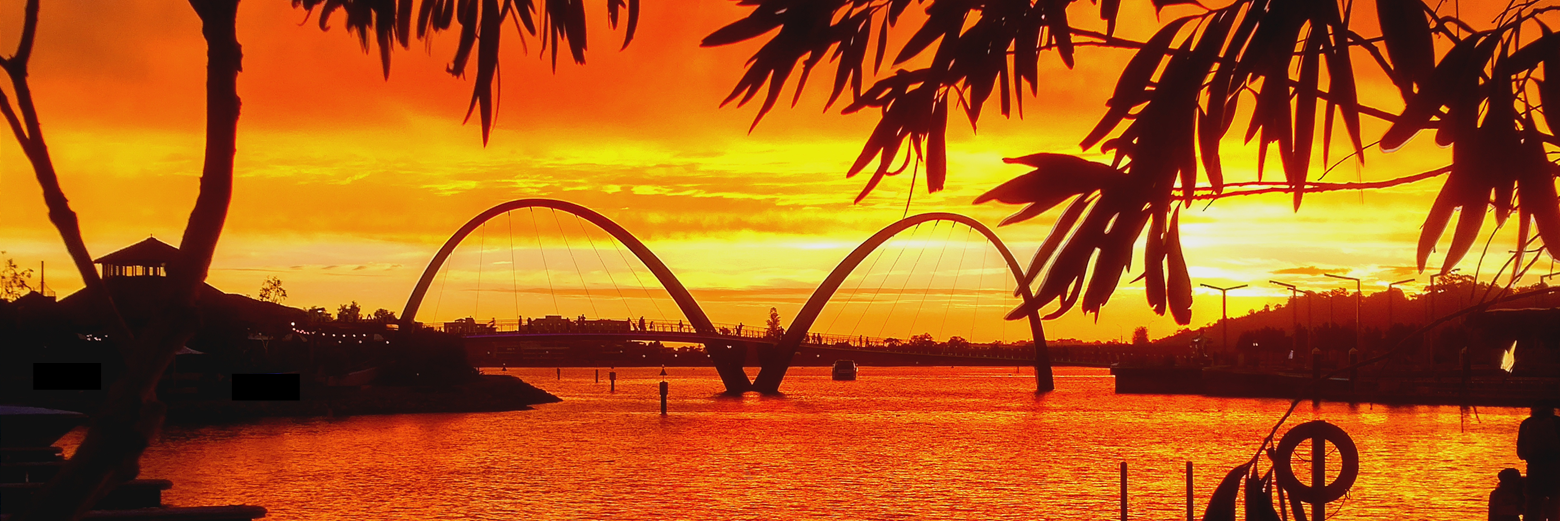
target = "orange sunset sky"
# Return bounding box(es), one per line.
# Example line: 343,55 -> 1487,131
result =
2,1 -> 1552,343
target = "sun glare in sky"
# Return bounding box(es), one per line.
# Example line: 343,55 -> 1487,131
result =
1,1 -> 1550,343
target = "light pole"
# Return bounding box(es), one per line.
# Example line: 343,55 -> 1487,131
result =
1270,281 -> 1301,361
1385,278 -> 1414,330
1200,283 -> 1247,359
1324,274 -> 1362,353
1301,290 -> 1316,353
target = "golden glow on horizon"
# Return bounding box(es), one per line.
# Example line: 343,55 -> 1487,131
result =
2,1 -> 1553,342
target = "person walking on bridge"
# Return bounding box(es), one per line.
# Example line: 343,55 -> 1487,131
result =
1519,403 -> 1560,521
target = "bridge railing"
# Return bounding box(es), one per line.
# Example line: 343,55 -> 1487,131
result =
429,316 -> 1041,357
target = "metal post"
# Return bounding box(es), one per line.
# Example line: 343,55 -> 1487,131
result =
1325,273 -> 1362,358
596,369 -> 600,382
1307,291 -> 1315,353
1200,284 -> 1246,361
1271,281 -> 1301,367
609,371 -> 616,392
659,381 -> 669,415
1120,461 -> 1128,521
1185,461 -> 1193,521
557,367 -> 561,380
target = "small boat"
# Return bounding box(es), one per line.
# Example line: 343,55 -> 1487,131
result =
831,360 -> 857,381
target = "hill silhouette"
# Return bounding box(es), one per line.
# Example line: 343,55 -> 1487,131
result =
1149,275 -> 1557,374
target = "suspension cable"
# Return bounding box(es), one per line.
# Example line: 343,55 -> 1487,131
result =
908,222 -> 955,339
553,209 -> 599,319
972,243 -> 987,343
608,232 -> 667,323
574,213 -> 632,319
853,222 -> 918,342
432,249 -> 452,327
530,208 -> 560,316
880,221 -> 937,340
475,220 -> 486,320
506,211 -> 520,323
822,236 -> 891,336
938,226 -> 973,340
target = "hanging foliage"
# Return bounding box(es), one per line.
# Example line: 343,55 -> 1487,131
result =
705,0 -> 1558,324
293,0 -> 640,144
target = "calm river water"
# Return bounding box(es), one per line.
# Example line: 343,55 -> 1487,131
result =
60,366 -> 1525,519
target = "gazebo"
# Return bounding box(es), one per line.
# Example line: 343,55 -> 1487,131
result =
93,237 -> 179,279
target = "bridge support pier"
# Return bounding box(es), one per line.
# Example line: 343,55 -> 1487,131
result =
707,342 -> 752,394
753,346 -> 792,395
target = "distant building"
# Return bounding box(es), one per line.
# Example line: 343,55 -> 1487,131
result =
444,317 -> 496,336
527,315 -> 573,333
579,318 -> 630,334
521,315 -> 630,334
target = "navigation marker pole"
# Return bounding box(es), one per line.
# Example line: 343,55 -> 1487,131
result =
659,366 -> 669,416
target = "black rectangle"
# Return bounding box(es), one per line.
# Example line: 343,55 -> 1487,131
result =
33,363 -> 101,390
231,373 -> 301,401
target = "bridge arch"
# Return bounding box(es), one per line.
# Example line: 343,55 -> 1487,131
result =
402,198 -> 752,393
752,213 -> 1051,394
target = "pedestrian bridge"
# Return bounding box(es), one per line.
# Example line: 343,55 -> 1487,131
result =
400,199 -> 1052,395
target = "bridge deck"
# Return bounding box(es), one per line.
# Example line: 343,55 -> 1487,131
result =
463,331 -> 1039,361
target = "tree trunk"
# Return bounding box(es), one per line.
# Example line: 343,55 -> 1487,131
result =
13,2 -> 242,519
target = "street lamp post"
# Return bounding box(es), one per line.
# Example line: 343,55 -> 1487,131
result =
1324,274 -> 1362,354
1385,278 -> 1414,330
1302,290 -> 1316,353
1200,283 -> 1248,361
1270,281 -> 1301,363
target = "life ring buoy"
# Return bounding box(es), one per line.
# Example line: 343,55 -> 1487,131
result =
1273,420 -> 1359,505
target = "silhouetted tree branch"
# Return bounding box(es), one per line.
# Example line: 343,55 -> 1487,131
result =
291,0 -> 640,144
0,0 -> 135,348
704,0 -> 1558,328
6,1 -> 244,519
1189,166 -> 1452,200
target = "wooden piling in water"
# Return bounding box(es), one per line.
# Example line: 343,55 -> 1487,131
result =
1119,461 -> 1127,521
1185,461 -> 1193,521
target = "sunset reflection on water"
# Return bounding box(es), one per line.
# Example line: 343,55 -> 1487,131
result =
60,367 -> 1525,519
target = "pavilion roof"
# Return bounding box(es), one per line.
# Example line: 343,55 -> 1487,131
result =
93,237 -> 180,266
